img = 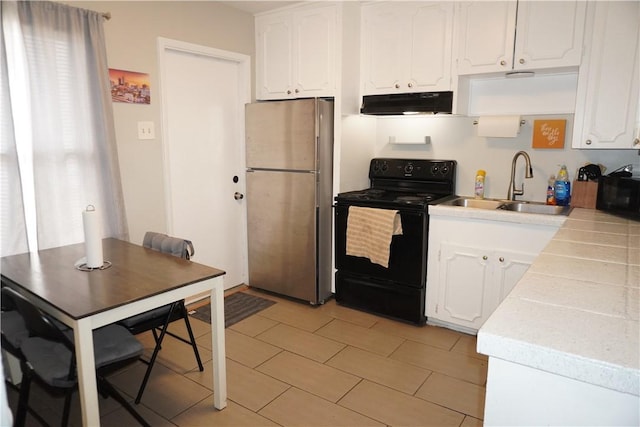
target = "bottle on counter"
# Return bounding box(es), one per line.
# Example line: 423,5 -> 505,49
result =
555,165 -> 571,206
474,170 -> 486,199
546,174 -> 556,205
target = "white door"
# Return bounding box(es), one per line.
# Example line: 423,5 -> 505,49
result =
158,38 -> 250,290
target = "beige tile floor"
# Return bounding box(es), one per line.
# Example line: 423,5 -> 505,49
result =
7,288 -> 487,426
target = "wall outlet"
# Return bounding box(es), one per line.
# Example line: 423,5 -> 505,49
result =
137,121 -> 155,140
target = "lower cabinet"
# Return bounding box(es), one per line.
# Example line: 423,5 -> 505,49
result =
426,213 -> 560,332
434,242 -> 536,330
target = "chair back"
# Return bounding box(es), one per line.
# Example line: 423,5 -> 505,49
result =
2,287 -> 73,351
142,231 -> 194,260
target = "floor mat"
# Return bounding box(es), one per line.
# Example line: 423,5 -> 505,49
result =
189,292 -> 276,327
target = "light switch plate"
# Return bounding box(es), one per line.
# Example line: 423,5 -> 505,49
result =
137,121 -> 155,140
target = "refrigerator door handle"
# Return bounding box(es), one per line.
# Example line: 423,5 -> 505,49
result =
246,167 -> 316,174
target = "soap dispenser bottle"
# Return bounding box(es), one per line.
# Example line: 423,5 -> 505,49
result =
555,165 -> 571,206
546,175 -> 556,205
474,170 -> 486,199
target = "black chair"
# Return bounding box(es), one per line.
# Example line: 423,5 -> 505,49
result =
1,287 -> 32,426
118,232 -> 204,404
2,286 -> 149,427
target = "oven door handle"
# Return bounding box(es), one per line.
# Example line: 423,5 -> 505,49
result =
334,205 -> 425,216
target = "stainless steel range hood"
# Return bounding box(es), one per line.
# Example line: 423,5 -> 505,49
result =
360,91 -> 453,115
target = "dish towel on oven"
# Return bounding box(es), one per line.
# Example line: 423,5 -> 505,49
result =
346,206 -> 403,268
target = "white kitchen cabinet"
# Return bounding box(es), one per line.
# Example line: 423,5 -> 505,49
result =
572,1 -> 640,149
426,212 -> 560,333
256,4 -> 337,100
455,1 -> 586,75
360,2 -> 454,95
434,242 -> 536,331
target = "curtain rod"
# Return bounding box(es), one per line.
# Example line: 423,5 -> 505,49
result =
102,12 -> 111,20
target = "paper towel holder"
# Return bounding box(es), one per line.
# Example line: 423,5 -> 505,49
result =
75,258 -> 112,271
473,119 -> 526,126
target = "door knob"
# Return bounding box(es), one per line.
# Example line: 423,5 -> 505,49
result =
234,192 -> 244,200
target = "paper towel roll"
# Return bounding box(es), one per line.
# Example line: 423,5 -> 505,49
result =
82,205 -> 103,268
477,115 -> 521,138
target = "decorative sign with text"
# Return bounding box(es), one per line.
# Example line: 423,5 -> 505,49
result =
532,119 -> 566,149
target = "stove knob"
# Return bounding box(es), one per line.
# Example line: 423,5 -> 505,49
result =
441,165 -> 449,175
430,165 -> 439,175
404,164 -> 414,174
373,162 -> 380,172
381,162 -> 388,172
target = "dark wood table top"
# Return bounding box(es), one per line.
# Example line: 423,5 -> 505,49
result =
1,238 -> 225,319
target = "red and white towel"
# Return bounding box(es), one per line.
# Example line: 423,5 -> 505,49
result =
346,206 -> 402,268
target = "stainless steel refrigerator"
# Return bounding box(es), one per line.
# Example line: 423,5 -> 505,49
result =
245,98 -> 334,304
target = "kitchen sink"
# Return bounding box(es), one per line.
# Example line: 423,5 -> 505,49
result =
441,197 -> 572,216
498,202 -> 572,215
446,198 -> 505,209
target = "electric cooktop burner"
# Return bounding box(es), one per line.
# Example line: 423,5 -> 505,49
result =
396,195 -> 432,203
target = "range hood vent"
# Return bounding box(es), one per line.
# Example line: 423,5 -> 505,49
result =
360,91 -> 453,115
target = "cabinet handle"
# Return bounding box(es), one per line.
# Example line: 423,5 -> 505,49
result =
519,58 -> 525,64
295,89 -> 299,93
395,83 -> 400,89
586,139 -> 592,145
408,82 -> 413,88
482,255 -> 488,260
633,138 -> 640,147
286,90 -> 292,95
499,257 -> 504,263
500,60 -> 506,66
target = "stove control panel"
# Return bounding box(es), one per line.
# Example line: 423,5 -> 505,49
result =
370,158 -> 456,181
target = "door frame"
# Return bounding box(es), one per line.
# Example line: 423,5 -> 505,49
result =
156,37 -> 251,288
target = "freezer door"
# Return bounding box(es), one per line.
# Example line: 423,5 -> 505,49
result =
245,99 -> 317,171
246,170 -> 318,302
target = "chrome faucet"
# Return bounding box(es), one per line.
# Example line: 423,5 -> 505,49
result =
507,151 -> 533,201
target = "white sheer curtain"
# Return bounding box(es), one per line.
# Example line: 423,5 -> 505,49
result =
1,1 -> 128,256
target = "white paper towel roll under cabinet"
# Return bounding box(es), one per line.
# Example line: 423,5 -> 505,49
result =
476,115 -> 521,138
82,205 -> 103,268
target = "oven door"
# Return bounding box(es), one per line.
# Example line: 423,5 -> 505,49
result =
334,204 -> 427,288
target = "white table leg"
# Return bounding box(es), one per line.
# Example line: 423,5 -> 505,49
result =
210,278 -> 227,409
73,318 -> 100,426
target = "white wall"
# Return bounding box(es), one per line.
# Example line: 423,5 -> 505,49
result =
67,1 -> 255,244
63,1 -> 638,236
341,113 -> 637,202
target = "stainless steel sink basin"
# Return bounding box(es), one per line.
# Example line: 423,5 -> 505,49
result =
498,202 -> 572,215
441,197 -> 572,216
446,198 -> 505,209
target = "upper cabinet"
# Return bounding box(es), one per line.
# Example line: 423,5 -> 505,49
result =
360,2 -> 454,95
572,1 -> 640,149
255,4 -> 337,100
455,1 -> 586,75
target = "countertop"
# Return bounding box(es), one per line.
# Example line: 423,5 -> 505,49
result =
477,208 -> 639,396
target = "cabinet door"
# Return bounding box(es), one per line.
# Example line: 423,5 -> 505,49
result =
514,1 -> 586,70
293,5 -> 337,97
436,243 -> 493,330
361,2 -> 454,94
407,2 -> 454,91
455,1 -> 517,75
361,3 -> 406,94
573,1 -> 640,149
493,250 -> 536,301
256,12 -> 294,100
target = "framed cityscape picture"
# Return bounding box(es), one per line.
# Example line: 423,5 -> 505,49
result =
108,68 -> 150,104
